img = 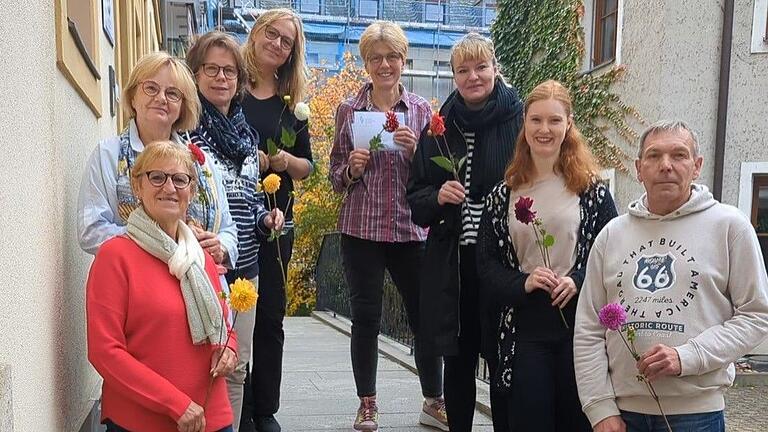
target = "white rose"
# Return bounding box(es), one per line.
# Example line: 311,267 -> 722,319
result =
294,102 -> 311,122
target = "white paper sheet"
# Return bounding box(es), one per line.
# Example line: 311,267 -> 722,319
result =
351,111 -> 406,151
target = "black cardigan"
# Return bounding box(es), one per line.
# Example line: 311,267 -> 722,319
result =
477,179 -> 618,391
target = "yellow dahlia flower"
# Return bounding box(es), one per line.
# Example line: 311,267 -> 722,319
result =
229,278 -> 258,313
263,173 -> 281,194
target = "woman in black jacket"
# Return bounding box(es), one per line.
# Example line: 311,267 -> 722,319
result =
406,33 -> 523,432
477,80 -> 618,431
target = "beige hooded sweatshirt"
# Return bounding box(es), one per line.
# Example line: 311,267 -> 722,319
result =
574,184 -> 768,426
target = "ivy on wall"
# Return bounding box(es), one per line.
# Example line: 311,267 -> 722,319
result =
492,0 -> 642,171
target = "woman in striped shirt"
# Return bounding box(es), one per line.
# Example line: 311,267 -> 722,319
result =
407,33 -> 524,432
186,31 -> 284,430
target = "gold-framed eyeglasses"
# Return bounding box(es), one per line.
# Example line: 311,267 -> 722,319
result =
367,53 -> 402,66
140,80 -> 184,103
142,170 -> 193,189
200,63 -> 239,80
264,24 -> 295,51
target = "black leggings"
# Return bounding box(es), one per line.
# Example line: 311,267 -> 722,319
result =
341,234 -> 443,398
506,338 -> 591,432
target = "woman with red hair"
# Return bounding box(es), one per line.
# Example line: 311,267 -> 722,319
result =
477,80 -> 617,431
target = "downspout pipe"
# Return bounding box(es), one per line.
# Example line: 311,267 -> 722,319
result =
713,0 -> 734,201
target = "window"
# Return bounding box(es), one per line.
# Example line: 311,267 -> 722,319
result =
55,0 -> 102,117
751,0 -> 768,53
425,1 -> 445,23
300,0 -> 321,14
358,0 -> 379,18
751,175 -> 768,270
592,0 -> 618,66
483,1 -> 497,26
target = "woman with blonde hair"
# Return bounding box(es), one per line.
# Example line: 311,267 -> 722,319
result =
329,20 -> 446,432
407,32 -> 523,432
477,80 -> 617,431
78,52 -> 238,276
240,9 -> 312,432
87,141 -> 237,432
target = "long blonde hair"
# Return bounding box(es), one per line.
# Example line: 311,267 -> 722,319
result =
242,8 -> 309,107
505,80 -> 599,194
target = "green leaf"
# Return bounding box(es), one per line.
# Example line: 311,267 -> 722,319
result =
430,156 -> 455,173
456,156 -> 467,172
281,127 -> 297,148
543,234 -> 555,248
267,138 -> 279,156
369,134 -> 383,151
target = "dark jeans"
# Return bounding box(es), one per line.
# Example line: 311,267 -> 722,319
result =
341,234 -> 443,398
443,244 -> 509,432
104,420 -> 234,432
506,338 -> 591,432
248,229 -> 293,416
621,410 -> 725,432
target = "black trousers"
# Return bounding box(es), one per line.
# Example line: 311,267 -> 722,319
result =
506,338 -> 591,432
247,229 -> 293,416
443,244 -> 509,432
341,234 -> 443,398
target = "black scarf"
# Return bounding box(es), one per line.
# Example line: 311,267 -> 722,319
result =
198,93 -> 259,168
443,80 -> 524,199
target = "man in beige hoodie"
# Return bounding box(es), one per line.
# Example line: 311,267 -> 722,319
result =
574,120 -> 768,432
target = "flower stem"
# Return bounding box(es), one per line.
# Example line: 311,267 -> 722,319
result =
530,224 -> 568,329
269,192 -> 288,288
204,312 -> 239,409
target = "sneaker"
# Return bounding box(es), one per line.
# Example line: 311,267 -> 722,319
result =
253,415 -> 281,432
419,398 -> 449,431
353,396 -> 379,431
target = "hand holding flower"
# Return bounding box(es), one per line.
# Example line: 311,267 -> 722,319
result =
268,150 -> 289,172
437,180 -> 465,206
637,344 -> 681,381
392,125 -> 417,158
264,208 -> 285,231
524,266 -> 558,294
551,276 -> 577,309
210,347 -> 237,378
258,149 -> 270,172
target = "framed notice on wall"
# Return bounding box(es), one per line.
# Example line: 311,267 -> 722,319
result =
102,0 -> 115,46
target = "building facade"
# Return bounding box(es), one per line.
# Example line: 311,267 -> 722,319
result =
581,0 -> 768,351
0,1 -> 163,430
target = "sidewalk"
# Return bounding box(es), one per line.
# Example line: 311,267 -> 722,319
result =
276,317 -> 494,431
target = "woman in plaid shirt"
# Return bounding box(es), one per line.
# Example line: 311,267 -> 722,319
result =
329,20 -> 446,432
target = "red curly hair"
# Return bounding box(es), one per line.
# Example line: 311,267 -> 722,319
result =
505,80 -> 599,194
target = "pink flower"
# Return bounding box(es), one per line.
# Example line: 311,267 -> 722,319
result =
599,303 -> 627,331
383,111 -> 399,133
514,196 -> 536,225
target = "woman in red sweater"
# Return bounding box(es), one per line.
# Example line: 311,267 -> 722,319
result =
87,141 -> 238,432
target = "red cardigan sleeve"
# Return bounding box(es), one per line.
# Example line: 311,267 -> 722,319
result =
86,241 -> 192,421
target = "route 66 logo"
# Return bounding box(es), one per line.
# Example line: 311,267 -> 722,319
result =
633,254 -> 676,293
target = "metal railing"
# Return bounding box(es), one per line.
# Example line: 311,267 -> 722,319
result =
315,232 -> 491,383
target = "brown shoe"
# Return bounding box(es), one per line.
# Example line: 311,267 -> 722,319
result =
419,398 -> 449,431
353,396 -> 379,431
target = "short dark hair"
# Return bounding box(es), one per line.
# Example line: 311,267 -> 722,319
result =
186,31 -> 248,97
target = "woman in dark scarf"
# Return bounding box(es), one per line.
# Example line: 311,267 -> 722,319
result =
407,32 -> 523,432
186,31 -> 284,431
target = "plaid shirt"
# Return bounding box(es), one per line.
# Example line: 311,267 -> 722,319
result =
329,83 -> 431,242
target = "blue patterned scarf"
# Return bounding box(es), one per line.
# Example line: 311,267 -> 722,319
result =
198,93 -> 259,169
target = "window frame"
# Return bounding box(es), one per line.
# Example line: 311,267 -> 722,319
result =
592,0 -> 618,67
358,0 -> 380,18
55,0 -> 102,117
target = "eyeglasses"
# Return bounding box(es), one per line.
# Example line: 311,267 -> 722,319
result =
142,170 -> 193,189
200,63 -> 238,80
367,53 -> 403,66
140,80 -> 184,103
264,24 -> 295,51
